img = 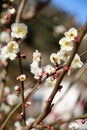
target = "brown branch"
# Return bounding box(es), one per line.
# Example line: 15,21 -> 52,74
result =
0,82 -> 40,130
24,22 -> 87,130
35,113 -> 87,129
15,0 -> 27,22
0,65 -> 63,129
22,0 -> 51,20
0,65 -> 8,105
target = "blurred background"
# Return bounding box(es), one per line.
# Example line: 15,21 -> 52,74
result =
0,0 -> 87,130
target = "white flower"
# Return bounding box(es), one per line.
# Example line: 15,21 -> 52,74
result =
8,53 -> 17,60
33,50 -> 41,62
30,61 -> 42,79
0,46 -> 17,61
71,54 -> 83,69
30,61 -> 39,74
7,41 -> 19,53
0,46 -> 10,61
69,121 -> 80,130
45,77 -> 56,87
44,65 -> 56,75
34,67 -> 42,79
4,86 -> 10,95
53,25 -> 66,34
64,28 -> 78,41
14,121 -> 22,130
19,74 -> 26,81
59,49 -> 70,62
59,37 -> 73,51
6,94 -> 19,106
11,23 -> 28,39
0,31 -> 10,43
26,117 -> 35,130
50,53 -> 61,64
0,103 -> 11,114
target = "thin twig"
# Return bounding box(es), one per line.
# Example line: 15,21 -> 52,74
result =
35,113 -> 87,129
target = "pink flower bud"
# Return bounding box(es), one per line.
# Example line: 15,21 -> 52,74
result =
64,66 -> 69,71
20,112 -> 24,116
81,119 -> 85,124
4,14 -> 11,20
21,54 -> 27,59
24,101 -> 31,107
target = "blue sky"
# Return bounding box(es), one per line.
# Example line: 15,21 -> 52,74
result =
51,0 -> 87,25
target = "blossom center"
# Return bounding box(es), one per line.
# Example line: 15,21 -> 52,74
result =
8,43 -> 16,51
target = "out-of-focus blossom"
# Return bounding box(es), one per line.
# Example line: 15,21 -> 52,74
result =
14,121 -> 22,130
50,52 -> 61,65
11,23 -> 28,39
0,31 -> 10,43
0,103 -> 11,114
9,7 -> 16,14
59,37 -> 73,51
26,117 -> 35,130
53,25 -> 66,36
7,41 -> 19,53
0,46 -> 10,61
64,28 -> 78,41
3,86 -> 10,95
68,121 -> 80,130
71,54 -> 83,69
6,94 -> 19,106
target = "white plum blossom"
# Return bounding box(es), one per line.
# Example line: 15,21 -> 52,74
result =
11,23 -> 28,39
7,41 -> 19,53
44,65 -> 56,75
26,117 -> 35,130
14,121 -> 22,130
50,52 -> 61,65
45,77 -> 57,87
30,50 -> 42,79
0,31 -> 10,43
68,121 -> 80,130
59,37 -> 73,51
4,86 -> 10,95
0,45 -> 17,61
6,94 -> 19,106
19,74 -> 26,81
59,49 -> 71,62
33,67 -> 42,79
0,46 -> 10,61
30,61 -> 40,74
71,54 -> 83,69
8,53 -> 17,60
64,27 -> 78,41
33,50 -> 41,62
53,25 -> 66,36
0,103 -> 11,114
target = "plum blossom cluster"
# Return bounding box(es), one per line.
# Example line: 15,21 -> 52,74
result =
0,23 -> 28,62
30,28 -> 83,87
50,28 -> 83,71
